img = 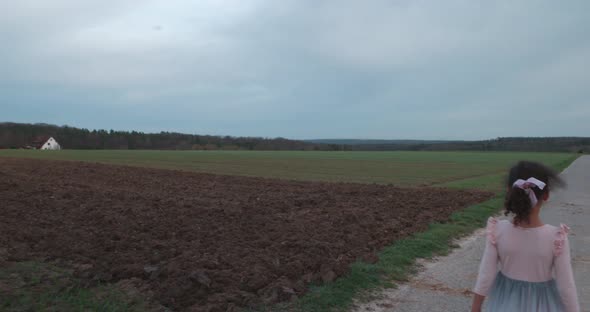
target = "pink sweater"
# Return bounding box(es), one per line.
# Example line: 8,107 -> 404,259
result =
474,218 -> 580,312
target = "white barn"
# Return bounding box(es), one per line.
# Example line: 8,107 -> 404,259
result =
34,136 -> 61,150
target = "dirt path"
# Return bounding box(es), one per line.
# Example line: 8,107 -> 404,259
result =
354,155 -> 590,312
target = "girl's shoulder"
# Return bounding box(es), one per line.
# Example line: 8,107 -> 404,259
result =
485,217 -> 502,245
486,217 -> 571,256
496,219 -> 511,227
541,223 -> 570,237
546,223 -> 570,230
487,218 -> 511,231
488,217 -> 567,233
486,218 -> 568,237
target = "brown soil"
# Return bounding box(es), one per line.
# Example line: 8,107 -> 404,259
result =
0,158 -> 492,311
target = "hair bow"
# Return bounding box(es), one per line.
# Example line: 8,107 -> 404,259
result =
512,177 -> 546,207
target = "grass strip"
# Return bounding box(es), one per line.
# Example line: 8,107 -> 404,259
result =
0,261 -> 149,312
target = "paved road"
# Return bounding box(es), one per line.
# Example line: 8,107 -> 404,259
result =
354,155 -> 590,312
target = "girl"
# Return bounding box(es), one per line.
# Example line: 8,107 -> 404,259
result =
471,161 -> 580,312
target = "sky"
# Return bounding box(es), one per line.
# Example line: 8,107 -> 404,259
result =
1,1 -> 589,140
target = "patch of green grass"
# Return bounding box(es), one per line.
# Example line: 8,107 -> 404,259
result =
0,150 -> 577,190
438,172 -> 506,192
439,153 -> 577,191
0,262 -> 150,312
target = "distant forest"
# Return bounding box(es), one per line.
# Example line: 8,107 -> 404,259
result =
0,122 -> 340,151
335,138 -> 590,153
0,122 -> 588,152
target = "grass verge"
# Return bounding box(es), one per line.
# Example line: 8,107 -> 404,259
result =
0,261 -> 151,312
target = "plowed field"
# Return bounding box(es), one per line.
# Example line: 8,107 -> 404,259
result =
0,158 -> 492,311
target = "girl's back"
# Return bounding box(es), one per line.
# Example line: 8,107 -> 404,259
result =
494,220 -> 561,282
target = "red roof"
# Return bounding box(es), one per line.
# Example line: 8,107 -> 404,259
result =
32,136 -> 52,149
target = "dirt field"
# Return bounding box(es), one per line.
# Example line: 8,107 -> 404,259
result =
0,158 -> 492,311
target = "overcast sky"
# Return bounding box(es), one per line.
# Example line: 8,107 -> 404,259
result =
1,1 -> 589,140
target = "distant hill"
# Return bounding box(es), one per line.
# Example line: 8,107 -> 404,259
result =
307,139 -> 457,145
416,137 -> 590,153
310,137 -> 590,153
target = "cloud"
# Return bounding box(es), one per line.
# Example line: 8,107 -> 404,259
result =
1,0 -> 589,139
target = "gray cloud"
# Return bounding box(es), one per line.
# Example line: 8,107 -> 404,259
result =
1,0 -> 589,139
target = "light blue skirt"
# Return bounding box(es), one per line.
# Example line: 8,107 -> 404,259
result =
487,272 -> 564,311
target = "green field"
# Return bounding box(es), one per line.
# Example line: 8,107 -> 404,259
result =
0,149 -> 577,191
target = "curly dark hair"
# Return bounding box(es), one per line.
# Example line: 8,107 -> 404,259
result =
504,161 -> 564,226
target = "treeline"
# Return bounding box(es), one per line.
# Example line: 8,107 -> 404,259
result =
346,137 -> 590,153
1,122 -> 588,152
0,123 -> 342,151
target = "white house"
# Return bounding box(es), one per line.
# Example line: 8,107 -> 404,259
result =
34,136 -> 61,150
